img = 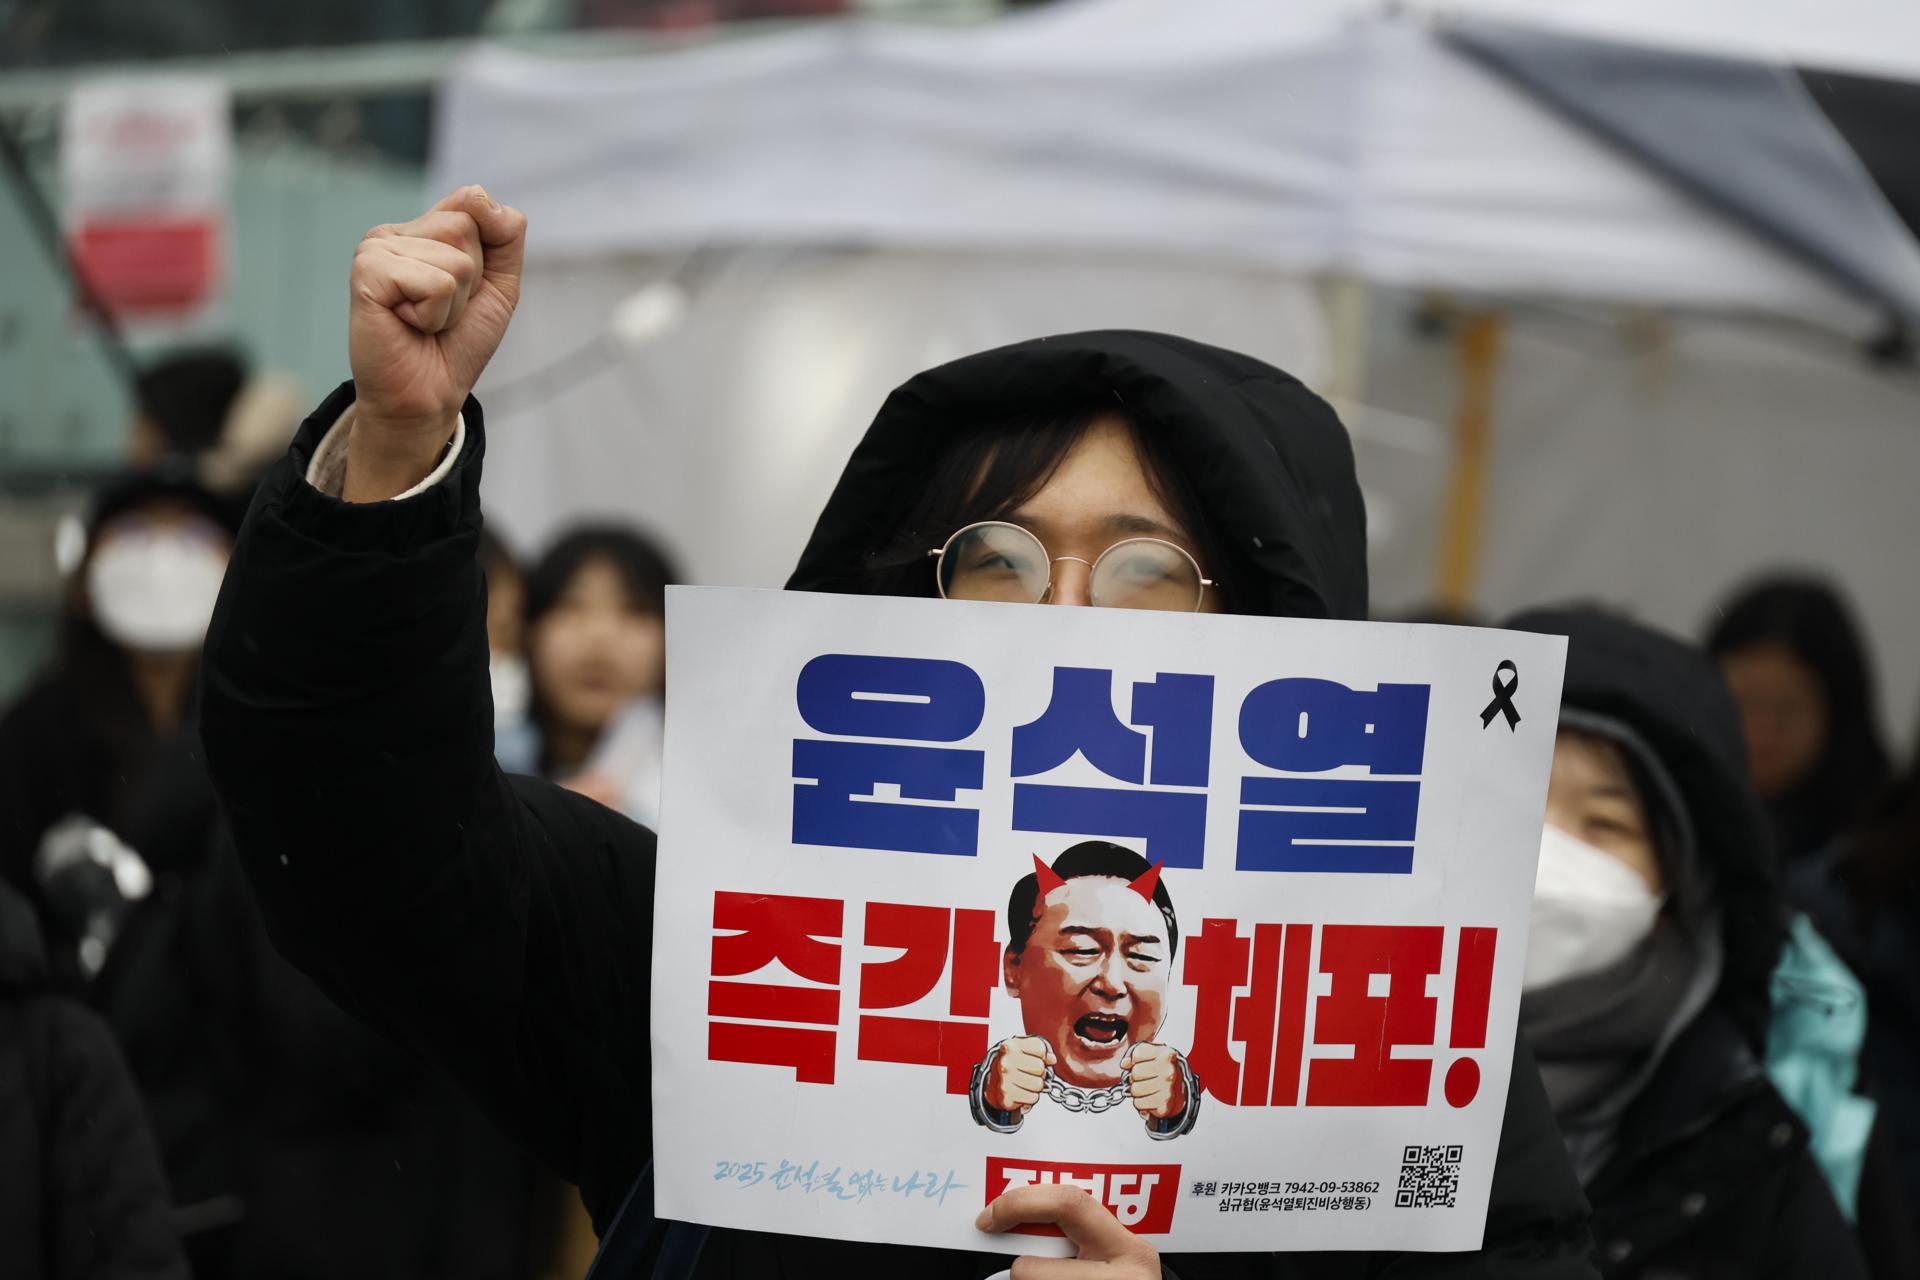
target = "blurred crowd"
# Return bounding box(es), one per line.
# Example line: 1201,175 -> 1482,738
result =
0,349 -> 678,1278
1,339 -> 1917,1280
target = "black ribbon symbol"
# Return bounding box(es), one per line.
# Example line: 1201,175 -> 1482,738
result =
1480,660 -> 1521,732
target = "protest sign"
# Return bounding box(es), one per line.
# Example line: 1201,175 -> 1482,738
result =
652,587 -> 1565,1254
61,76 -> 230,326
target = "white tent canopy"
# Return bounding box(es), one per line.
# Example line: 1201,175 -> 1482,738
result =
433,2 -> 1882,331
1423,0 -> 1920,82
429,1 -> 1920,741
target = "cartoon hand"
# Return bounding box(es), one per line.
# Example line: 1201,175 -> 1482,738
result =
1123,1043 -> 1187,1121
984,1036 -> 1055,1115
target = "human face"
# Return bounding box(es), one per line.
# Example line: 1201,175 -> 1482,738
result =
527,557 -> 665,737
993,416 -> 1220,613
1004,875 -> 1171,1087
83,500 -> 233,653
1720,643 -> 1828,799
1544,730 -> 1663,893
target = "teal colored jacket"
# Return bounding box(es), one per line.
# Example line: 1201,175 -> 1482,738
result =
1767,912 -> 1876,1220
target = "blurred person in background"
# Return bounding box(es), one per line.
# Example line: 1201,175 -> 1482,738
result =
495,523 -> 677,825
1510,606 -> 1868,1279
0,467 -> 234,987
128,347 -> 247,466
1707,576 -> 1892,865
0,467 -> 541,1276
130,345 -> 305,508
1708,588 -> 1918,1273
200,185 -> 1598,1279
0,876 -> 187,1280
1791,719 -> 1920,1226
479,526 -> 531,738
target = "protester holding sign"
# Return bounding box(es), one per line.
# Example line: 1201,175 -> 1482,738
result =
1509,608 -> 1867,1279
200,187 -> 1596,1277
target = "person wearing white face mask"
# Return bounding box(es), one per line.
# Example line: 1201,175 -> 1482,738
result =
1508,607 -> 1872,1280
0,468 -> 235,989
6,468 -> 551,1279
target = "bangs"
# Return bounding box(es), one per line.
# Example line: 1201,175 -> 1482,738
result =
858,402 -> 1245,611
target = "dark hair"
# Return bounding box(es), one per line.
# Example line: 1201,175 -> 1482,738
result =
522,524 -> 680,760
1705,575 -> 1891,852
1006,841 -> 1179,960
855,403 -> 1250,614
136,347 -> 247,455
86,464 -> 239,546
476,525 -> 521,585
524,523 -> 680,628
1839,718 -> 1920,913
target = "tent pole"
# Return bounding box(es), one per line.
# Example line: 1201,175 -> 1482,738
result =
1433,310 -> 1504,613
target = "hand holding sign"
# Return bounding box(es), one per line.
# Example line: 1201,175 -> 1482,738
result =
976,1184 -> 1159,1280
985,1036 -> 1055,1115
1122,1042 -> 1186,1121
344,185 -> 526,501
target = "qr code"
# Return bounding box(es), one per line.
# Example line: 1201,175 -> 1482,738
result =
1395,1144 -> 1462,1208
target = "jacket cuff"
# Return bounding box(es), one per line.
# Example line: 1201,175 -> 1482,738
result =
263,382 -> 485,555
304,401 -> 466,500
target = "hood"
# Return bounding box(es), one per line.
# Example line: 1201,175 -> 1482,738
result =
785,331 -> 1367,620
1508,607 -> 1784,1049
0,877 -> 48,991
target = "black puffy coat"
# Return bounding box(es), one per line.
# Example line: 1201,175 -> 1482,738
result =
100,732 -> 539,1280
1510,609 -> 1865,1280
204,333 -> 1597,1277
0,878 -> 186,1280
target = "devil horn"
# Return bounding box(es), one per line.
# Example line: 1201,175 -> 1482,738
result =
1128,861 -> 1164,902
1032,854 -> 1066,899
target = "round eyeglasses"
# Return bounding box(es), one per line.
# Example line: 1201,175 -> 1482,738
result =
928,520 -> 1215,612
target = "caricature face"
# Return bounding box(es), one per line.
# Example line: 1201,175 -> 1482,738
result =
1004,875 -> 1171,1087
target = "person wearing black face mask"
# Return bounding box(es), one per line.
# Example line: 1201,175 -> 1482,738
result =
201,185 -> 1598,1279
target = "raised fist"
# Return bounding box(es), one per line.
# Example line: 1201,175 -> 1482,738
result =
984,1035 -> 1055,1116
343,185 -> 527,499
1122,1042 -> 1188,1121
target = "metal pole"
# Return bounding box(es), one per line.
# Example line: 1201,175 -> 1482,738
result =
0,113 -> 143,395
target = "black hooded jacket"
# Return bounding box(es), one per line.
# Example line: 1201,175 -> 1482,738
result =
203,331 -> 1595,1278
0,879 -> 187,1280
788,331 -> 1367,621
1508,609 -> 1864,1280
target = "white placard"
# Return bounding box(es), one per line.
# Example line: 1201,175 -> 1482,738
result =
653,587 -> 1565,1255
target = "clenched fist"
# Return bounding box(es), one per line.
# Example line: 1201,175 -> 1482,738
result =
1122,1042 -> 1187,1121
343,185 -> 527,501
984,1035 -> 1055,1116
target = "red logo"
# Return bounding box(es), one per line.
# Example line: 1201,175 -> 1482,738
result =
984,1158 -> 1181,1236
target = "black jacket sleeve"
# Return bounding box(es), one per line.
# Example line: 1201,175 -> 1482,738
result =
1411,1031 -> 1597,1278
199,385 -> 655,1230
